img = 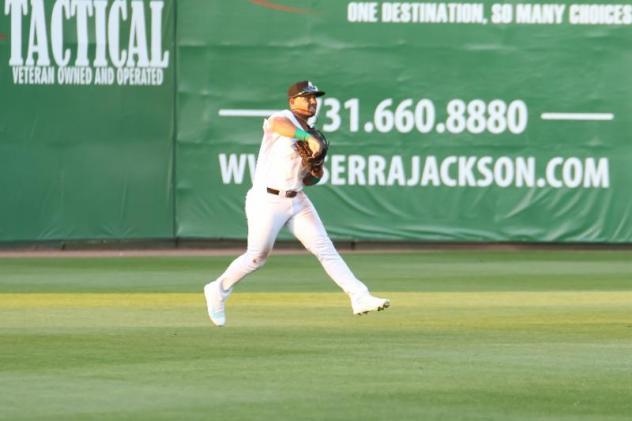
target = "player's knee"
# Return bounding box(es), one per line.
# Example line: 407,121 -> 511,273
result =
252,254 -> 268,268
246,249 -> 270,269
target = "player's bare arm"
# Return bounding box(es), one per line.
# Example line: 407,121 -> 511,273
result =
268,116 -> 323,156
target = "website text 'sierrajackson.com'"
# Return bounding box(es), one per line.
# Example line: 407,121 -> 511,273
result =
217,154 -> 610,189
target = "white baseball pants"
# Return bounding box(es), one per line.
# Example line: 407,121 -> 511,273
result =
216,188 -> 369,297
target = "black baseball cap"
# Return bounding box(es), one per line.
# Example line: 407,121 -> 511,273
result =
287,80 -> 326,98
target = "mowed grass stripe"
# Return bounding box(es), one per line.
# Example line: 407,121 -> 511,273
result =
1,250 -> 631,293
2,291 -> 632,308
2,293 -> 631,334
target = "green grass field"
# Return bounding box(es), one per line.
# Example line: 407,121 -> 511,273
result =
1,250 -> 631,420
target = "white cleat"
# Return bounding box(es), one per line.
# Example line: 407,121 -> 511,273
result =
204,281 -> 226,327
351,293 -> 390,315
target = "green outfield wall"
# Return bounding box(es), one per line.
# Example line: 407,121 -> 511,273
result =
0,0 -> 175,241
2,1 -> 631,243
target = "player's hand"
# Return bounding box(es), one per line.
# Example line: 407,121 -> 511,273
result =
306,135 -> 322,156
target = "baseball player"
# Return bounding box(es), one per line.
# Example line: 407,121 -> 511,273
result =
204,80 -> 390,326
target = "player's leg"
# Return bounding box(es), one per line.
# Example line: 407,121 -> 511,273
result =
219,190 -> 288,289
287,194 -> 389,314
204,190 -> 288,325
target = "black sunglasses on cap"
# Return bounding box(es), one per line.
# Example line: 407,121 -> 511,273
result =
288,80 -> 326,98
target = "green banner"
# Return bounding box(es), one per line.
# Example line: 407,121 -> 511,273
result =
177,0 -> 632,243
2,1 -> 631,244
0,0 -> 175,241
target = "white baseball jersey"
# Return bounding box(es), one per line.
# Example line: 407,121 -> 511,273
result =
252,110 -> 308,192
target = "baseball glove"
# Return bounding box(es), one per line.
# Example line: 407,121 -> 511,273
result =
295,128 -> 328,169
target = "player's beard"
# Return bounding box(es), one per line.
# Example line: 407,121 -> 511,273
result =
291,106 -> 315,121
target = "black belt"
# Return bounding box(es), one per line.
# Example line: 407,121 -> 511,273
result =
267,187 -> 298,198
